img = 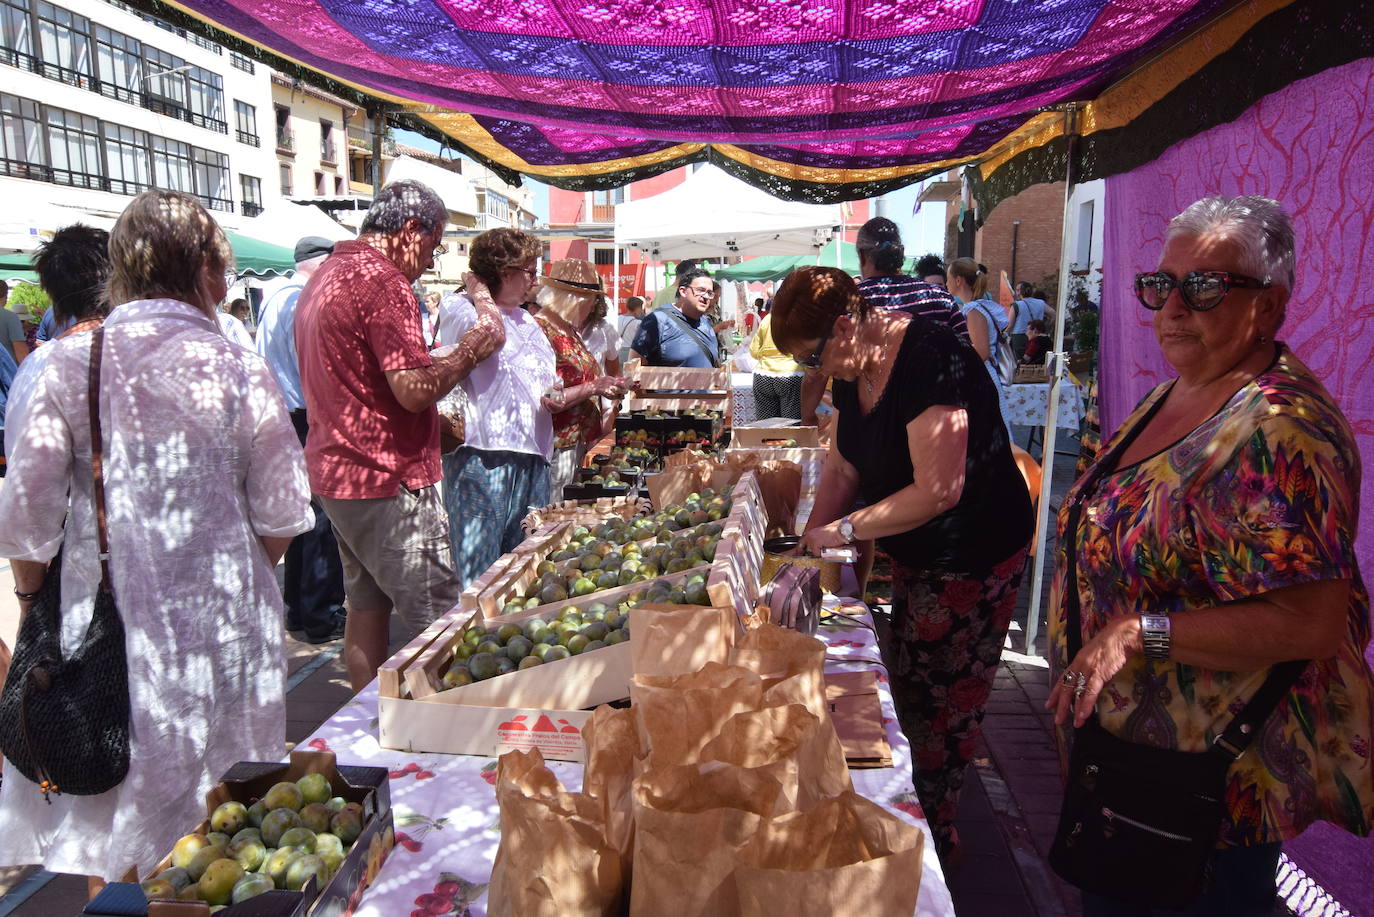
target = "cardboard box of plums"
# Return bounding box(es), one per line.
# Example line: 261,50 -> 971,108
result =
88,751 -> 393,916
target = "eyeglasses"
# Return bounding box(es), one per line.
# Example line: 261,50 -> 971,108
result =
432,242 -> 448,258
517,266 -> 539,281
798,324 -> 834,371
1134,270 -> 1271,312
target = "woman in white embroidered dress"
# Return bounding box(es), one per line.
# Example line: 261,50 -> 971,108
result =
0,190 -> 313,891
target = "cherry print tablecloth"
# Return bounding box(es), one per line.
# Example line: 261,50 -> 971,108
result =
304,600 -> 955,917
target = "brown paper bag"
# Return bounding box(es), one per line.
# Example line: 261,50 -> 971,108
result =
580,705 -> 639,869
628,603 -> 735,679
630,763 -> 784,917
645,460 -> 740,509
729,624 -> 828,721
733,792 -> 924,917
488,749 -> 624,917
724,455 -> 802,537
631,663 -> 763,764
699,703 -> 853,812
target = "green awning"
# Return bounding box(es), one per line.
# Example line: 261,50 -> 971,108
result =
4,233 -> 294,279
716,240 -> 860,283
225,230 -> 296,277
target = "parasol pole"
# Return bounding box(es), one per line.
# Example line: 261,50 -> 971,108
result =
1024,103 -> 1080,656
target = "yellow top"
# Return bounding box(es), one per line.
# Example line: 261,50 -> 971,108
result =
749,315 -> 802,376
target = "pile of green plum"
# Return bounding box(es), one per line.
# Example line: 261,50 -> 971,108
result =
141,773 -> 364,906
443,569 -> 714,689
505,492 -> 732,611
442,606 -> 629,688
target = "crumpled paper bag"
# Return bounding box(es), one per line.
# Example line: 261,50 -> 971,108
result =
630,663 -> 763,765
699,702 -> 853,812
488,749 -> 624,917
733,791 -> 924,917
629,762 -> 784,917
729,624 -> 828,721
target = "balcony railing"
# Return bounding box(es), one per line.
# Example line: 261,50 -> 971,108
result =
240,201 -> 264,217
144,96 -> 228,134
0,156 -> 146,196
229,52 -> 255,74
198,195 -> 233,213
236,129 -> 260,147
591,203 -> 615,223
0,51 -> 235,134
320,140 -> 337,165
276,128 -> 295,154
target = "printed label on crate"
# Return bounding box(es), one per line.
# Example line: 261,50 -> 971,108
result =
494,712 -> 585,758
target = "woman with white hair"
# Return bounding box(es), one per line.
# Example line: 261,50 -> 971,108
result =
0,190 -> 312,889
1047,195 -> 1374,913
535,260 -> 630,494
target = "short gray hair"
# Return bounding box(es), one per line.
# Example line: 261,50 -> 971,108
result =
359,180 -> 448,236
1166,195 -> 1295,290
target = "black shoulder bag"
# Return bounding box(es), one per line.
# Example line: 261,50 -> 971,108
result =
0,328 -> 130,800
1049,405 -> 1306,908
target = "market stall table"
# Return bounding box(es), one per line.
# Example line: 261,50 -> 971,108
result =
302,602 -> 954,917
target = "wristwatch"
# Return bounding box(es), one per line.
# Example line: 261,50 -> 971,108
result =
838,516 -> 856,544
1140,614 -> 1171,660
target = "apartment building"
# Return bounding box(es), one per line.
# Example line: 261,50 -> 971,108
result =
0,0 -> 281,224
269,74 -> 357,208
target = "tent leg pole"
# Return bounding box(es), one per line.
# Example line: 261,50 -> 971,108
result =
1024,104 -> 1080,658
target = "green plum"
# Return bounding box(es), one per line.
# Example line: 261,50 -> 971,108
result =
277,827 -> 317,853
210,801 -> 249,835
261,781 -> 304,813
171,834 -> 211,869
231,873 -> 275,904
197,858 -> 245,906
284,854 -> 328,891
330,803 -> 365,844
296,772 -> 332,805
260,808 -> 301,847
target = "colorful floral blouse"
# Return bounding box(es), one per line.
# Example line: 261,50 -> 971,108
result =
536,313 -> 601,450
1049,346 -> 1374,845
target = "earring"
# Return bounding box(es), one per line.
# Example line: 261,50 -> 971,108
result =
1257,334 -> 1270,344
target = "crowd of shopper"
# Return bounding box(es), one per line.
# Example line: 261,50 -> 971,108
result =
0,183 -> 1366,917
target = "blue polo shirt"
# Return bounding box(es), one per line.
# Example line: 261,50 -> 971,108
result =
632,304 -> 720,368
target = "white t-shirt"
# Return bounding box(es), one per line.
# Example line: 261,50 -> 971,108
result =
618,313 -> 643,351
217,312 -> 255,351
581,318 -> 618,371
438,294 -> 556,461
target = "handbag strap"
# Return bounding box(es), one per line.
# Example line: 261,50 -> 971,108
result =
1062,388 -> 1306,762
87,329 -> 112,592
657,308 -> 720,367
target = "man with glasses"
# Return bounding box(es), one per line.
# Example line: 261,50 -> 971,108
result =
630,268 -> 721,367
296,180 -> 507,691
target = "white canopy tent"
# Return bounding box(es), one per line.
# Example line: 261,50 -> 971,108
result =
240,201 -> 356,249
383,155 -> 481,225
614,165 -> 843,261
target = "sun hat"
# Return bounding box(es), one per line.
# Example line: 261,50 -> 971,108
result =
541,259 -> 603,296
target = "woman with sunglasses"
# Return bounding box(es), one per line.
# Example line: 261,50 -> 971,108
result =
437,227 -> 557,586
774,266 -> 1033,866
1047,195 -> 1374,914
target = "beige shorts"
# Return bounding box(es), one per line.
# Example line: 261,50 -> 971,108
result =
320,485 -> 462,635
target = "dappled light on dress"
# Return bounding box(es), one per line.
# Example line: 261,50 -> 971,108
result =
0,296 -> 313,881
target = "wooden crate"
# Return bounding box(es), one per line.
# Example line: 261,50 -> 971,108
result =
624,362 -> 730,413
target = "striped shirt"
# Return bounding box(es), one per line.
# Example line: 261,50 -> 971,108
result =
858,274 -> 970,345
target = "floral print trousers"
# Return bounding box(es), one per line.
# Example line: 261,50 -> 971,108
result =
888,546 -> 1028,860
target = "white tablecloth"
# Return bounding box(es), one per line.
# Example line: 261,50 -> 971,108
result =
732,371 -> 756,426
308,605 -> 955,917
1005,381 -> 1085,430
